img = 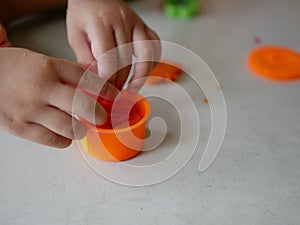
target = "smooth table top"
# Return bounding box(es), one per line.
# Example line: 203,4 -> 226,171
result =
1,0 -> 300,224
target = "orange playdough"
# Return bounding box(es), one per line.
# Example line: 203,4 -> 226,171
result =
147,61 -> 183,85
96,96 -> 143,129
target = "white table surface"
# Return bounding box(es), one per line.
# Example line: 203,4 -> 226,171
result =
1,0 -> 300,224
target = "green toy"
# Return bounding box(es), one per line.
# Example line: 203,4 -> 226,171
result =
164,0 -> 200,19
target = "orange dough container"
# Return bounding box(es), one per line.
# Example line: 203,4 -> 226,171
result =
80,90 -> 150,162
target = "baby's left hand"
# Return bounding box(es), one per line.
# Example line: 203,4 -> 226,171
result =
66,0 -> 161,93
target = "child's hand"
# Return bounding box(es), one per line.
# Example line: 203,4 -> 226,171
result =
0,48 -> 117,148
66,0 -> 161,93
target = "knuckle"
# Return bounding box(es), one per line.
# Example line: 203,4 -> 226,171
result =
41,131 -> 59,146
38,128 -> 71,148
100,50 -> 118,62
56,139 -> 71,148
140,44 -> 155,60
60,120 -> 74,138
26,56 -> 55,95
30,77 -> 46,94
118,8 -> 133,23
40,55 -> 56,70
9,119 -> 26,137
81,72 -> 96,88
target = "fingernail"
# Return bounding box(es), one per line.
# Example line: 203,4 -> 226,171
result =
128,84 -> 139,94
99,83 -> 120,101
95,103 -> 108,125
107,85 -> 121,100
74,122 -> 87,140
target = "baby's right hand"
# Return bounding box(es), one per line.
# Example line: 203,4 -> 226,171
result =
0,48 -> 117,148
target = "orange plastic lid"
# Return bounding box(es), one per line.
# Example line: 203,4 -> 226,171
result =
248,46 -> 300,81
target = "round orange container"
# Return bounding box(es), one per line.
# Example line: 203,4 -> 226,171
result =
80,90 -> 150,162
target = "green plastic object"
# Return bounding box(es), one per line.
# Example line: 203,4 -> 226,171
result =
164,0 -> 200,19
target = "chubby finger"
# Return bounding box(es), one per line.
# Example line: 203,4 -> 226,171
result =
25,122 -> 72,148
32,106 -> 87,140
129,25 -> 156,93
114,28 -> 133,89
89,27 -> 118,85
47,83 -> 107,126
76,70 -> 120,100
145,26 -> 162,67
55,59 -> 119,100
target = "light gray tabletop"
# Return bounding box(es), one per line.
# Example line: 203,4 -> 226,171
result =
1,0 -> 300,224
